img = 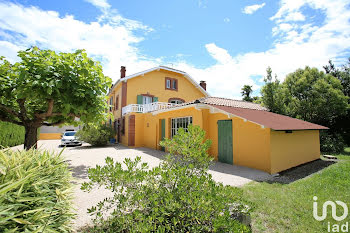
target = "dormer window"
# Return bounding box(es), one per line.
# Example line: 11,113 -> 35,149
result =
165,77 -> 178,91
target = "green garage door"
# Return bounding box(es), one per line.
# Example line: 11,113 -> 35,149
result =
218,120 -> 233,164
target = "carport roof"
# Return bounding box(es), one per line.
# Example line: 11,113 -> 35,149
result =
210,104 -> 329,131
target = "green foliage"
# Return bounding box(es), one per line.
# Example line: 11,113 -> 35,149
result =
283,66 -> 348,125
0,149 -> 74,232
0,47 -> 112,149
0,121 -> 24,147
76,124 -> 115,146
320,131 -> 346,154
260,67 -> 286,114
241,85 -> 254,102
81,125 -> 251,232
324,59 -> 350,146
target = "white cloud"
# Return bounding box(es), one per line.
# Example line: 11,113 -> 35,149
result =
224,17 -> 230,23
242,3 -> 266,15
0,0 -> 350,100
85,0 -> 110,9
0,2 -> 156,80
205,43 -> 233,64
173,0 -> 350,98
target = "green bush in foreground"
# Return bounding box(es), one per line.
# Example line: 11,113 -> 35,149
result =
0,121 -> 25,147
0,149 -> 74,232
82,125 -> 251,232
76,124 -> 115,146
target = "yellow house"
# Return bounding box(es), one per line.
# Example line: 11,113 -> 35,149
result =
108,66 -> 328,174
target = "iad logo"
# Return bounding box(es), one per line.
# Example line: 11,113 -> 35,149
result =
313,196 -> 348,221
313,196 -> 349,232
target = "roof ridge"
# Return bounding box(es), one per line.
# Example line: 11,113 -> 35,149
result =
207,96 -> 261,104
158,65 -> 186,74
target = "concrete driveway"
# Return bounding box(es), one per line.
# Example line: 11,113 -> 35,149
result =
13,140 -> 271,229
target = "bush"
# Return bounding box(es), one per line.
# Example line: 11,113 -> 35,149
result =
320,131 -> 346,154
76,124 -> 115,146
0,121 -> 25,147
0,149 -> 74,232
81,125 -> 251,232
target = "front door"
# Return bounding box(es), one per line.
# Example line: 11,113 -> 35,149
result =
218,120 -> 233,164
117,118 -> 121,143
128,115 -> 135,146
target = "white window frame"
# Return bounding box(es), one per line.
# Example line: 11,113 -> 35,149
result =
109,97 -> 113,111
170,99 -> 183,104
166,79 -> 171,89
143,96 -> 153,104
171,116 -> 193,138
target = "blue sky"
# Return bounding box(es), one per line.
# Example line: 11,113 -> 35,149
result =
1,0 -> 350,98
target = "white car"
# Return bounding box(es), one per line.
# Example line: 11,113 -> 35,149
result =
60,131 -> 82,146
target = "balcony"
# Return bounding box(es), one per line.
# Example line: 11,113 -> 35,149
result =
122,102 -> 179,116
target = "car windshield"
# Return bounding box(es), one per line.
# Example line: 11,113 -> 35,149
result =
64,132 -> 76,136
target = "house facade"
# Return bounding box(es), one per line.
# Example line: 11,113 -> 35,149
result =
109,66 -> 328,174
108,66 -> 208,146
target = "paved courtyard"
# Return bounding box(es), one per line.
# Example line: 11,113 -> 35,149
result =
13,140 -> 271,229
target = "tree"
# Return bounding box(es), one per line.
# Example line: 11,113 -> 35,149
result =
283,66 -> 348,125
241,85 -> 253,102
324,59 -> 350,97
324,59 -> 350,145
0,47 -> 111,149
260,67 -> 285,114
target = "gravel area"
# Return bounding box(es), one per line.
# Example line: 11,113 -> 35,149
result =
12,140 -> 272,230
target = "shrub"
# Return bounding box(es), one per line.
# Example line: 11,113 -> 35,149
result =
0,149 -> 74,232
76,124 -> 115,146
320,131 -> 346,154
81,125 -> 251,232
0,121 -> 25,147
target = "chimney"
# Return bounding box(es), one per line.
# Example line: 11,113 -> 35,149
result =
199,81 -> 206,90
120,66 -> 126,78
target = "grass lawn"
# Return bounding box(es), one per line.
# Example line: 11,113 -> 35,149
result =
243,148 -> 350,233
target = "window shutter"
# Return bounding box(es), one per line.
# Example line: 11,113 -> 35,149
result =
153,97 -> 158,102
137,95 -> 143,104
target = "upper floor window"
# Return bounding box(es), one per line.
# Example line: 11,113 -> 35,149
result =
109,97 -> 113,111
166,79 -> 171,89
137,94 -> 158,104
165,77 -> 178,91
115,95 -> 119,110
170,100 -> 183,104
143,96 -> 153,104
169,98 -> 184,104
172,79 -> 177,90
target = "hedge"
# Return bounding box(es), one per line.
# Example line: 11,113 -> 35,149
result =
0,121 -> 25,147
0,149 -> 75,232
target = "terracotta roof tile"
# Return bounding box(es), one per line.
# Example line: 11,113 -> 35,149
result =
188,97 -> 268,111
211,105 -> 328,130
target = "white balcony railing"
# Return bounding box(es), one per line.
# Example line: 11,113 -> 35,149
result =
122,102 -> 179,115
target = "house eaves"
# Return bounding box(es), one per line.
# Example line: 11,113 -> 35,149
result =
108,66 -> 210,96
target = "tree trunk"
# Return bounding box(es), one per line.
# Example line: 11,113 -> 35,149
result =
24,125 -> 39,150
